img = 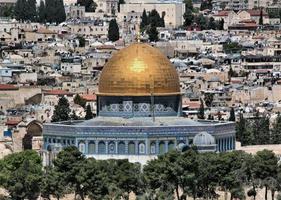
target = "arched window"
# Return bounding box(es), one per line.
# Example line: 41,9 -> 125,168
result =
138,142 -> 145,154
159,141 -> 165,154
88,141 -> 95,154
128,141 -> 135,154
168,141 -> 174,151
118,142 -> 125,154
150,142 -> 156,154
98,141 -> 106,154
108,141 -> 115,154
78,141 -> 85,154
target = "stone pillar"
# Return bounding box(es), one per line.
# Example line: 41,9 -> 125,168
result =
156,140 -> 159,154
85,140 -> 89,155
135,141 -> 138,155
105,141 -> 108,154
145,139 -> 149,155
165,141 -> 168,153
125,141 -> 129,154
115,141 -> 118,154
95,140 -> 99,154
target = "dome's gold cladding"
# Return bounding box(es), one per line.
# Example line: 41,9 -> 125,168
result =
98,43 -> 180,96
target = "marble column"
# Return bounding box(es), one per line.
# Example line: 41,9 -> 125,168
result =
105,141 -> 108,154
165,141 -> 168,153
85,140 -> 89,155
125,141 -> 129,154
135,141 -> 138,155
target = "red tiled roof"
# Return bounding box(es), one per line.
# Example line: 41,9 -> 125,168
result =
81,94 -> 97,101
182,101 -> 201,109
0,84 -> 18,90
43,89 -> 73,96
6,119 -> 21,126
247,9 -> 268,17
213,11 -> 229,17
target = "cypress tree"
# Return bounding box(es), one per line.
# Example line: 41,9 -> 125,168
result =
45,0 -> 65,24
27,0 -> 37,21
38,0 -> 46,23
14,0 -> 25,21
85,104 -> 93,120
147,25 -> 158,42
183,8 -> 194,27
197,98 -> 205,119
108,19 -> 119,42
51,96 -> 71,122
160,11 -> 165,27
229,107 -> 235,121
140,9 -> 148,30
45,0 -> 55,23
56,0 -> 66,23
259,9 -> 263,25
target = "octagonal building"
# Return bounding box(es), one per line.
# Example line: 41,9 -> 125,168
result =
43,43 -> 236,164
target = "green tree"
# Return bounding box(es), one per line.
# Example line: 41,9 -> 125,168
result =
51,96 -> 71,122
85,104 -> 93,120
197,152 -> 220,199
0,5 -> 14,17
207,17 -> 216,30
140,9 -> 148,30
148,9 -> 163,27
259,9 -> 263,25
196,14 -> 207,30
0,150 -> 42,200
38,0 -> 46,23
77,159 -> 109,200
73,94 -> 86,108
41,167 -> 67,200
77,36 -> 86,47
271,113 -> 281,144
184,0 -> 193,10
200,0 -> 212,11
14,0 -> 26,21
177,150 -> 200,199
183,8 -> 194,27
26,0 -> 37,21
143,151 -> 181,200
108,19 -> 119,42
147,25 -> 158,42
229,107 -> 235,121
252,114 -> 270,145
54,146 -> 86,200
45,0 -> 66,24
198,98 -> 205,119
223,42 -> 243,53
204,93 -> 213,107
71,110 -> 79,120
218,18 -> 224,30
77,0 -> 97,12
253,150 -> 278,200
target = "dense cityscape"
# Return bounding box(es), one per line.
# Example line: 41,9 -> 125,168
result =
1,0 -> 281,198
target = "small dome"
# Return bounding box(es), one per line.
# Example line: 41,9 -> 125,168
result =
193,132 -> 215,146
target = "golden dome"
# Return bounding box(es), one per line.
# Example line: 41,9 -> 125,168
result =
98,43 -> 180,96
